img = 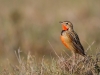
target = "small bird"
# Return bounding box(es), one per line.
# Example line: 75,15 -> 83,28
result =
60,21 -> 85,59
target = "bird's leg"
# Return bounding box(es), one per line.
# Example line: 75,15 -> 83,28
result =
76,53 -> 79,64
72,52 -> 76,65
70,52 -> 76,74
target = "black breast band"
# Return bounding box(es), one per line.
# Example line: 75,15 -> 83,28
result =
61,30 -> 65,35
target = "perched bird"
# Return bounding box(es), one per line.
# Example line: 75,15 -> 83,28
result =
60,21 -> 85,58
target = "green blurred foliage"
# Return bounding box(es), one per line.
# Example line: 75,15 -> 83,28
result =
0,0 -> 100,63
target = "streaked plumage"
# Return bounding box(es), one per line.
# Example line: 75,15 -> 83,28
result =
60,21 -> 85,56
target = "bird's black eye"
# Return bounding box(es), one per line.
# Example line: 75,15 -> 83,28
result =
66,22 -> 68,25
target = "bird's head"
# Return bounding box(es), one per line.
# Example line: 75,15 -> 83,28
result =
59,21 -> 73,31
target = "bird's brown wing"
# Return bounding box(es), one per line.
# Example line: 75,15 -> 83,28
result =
68,31 -> 85,56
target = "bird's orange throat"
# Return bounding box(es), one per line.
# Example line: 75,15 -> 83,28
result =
62,24 -> 69,30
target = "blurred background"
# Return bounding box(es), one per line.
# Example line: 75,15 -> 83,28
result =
0,0 -> 100,64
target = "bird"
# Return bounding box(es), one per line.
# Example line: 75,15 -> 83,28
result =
60,21 -> 86,59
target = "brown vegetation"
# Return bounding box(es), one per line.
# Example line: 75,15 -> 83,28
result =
0,0 -> 100,75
